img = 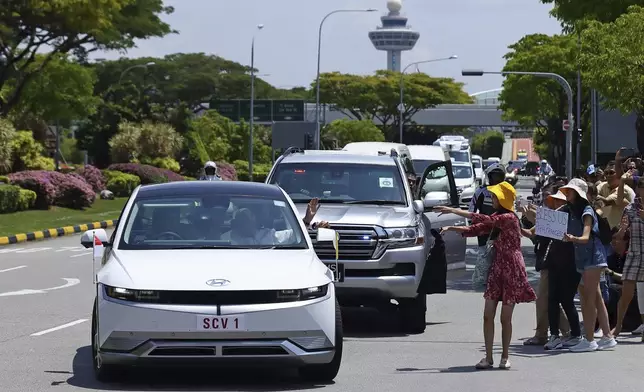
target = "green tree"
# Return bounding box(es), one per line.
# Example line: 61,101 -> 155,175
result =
316,70 -> 471,140
541,0 -> 643,29
0,0 -> 174,115
6,54 -> 100,126
471,131 -> 505,158
0,118 -> 16,173
322,119 -> 385,148
498,34 -> 587,171
579,5 -> 644,152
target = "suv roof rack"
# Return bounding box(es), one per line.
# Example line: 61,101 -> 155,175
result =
281,146 -> 304,157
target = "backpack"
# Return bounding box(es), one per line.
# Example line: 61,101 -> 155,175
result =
594,209 -> 613,245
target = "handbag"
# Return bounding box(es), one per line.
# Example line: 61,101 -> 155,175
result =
472,227 -> 498,291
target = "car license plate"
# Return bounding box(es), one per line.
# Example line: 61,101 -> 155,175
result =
325,263 -> 345,282
198,315 -> 245,331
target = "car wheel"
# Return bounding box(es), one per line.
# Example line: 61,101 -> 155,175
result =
298,299 -> 343,383
91,302 -> 120,383
399,295 -> 427,334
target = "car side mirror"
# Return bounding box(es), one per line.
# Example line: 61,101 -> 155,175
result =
81,228 -> 110,249
412,200 -> 424,213
423,191 -> 450,209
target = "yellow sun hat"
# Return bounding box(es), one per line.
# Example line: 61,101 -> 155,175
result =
486,181 -> 517,211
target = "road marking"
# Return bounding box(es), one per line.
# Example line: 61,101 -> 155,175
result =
30,319 -> 88,337
15,247 -> 51,253
56,246 -> 81,252
0,248 -> 24,253
0,265 -> 26,273
70,252 -> 91,258
0,278 -> 80,297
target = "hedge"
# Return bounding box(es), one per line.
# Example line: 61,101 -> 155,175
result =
76,165 -> 105,192
216,162 -> 237,181
103,170 -> 141,197
233,160 -> 271,182
107,163 -> 184,184
0,185 -> 36,213
8,170 -> 96,210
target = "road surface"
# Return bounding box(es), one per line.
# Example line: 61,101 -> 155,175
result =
1,213 -> 641,392
512,138 -> 540,162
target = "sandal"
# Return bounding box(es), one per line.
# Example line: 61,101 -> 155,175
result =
499,358 -> 511,370
523,336 -> 547,345
475,358 -> 494,370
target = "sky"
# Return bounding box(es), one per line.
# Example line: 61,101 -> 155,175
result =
95,0 -> 564,94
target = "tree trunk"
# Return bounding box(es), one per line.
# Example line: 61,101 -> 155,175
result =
636,110 -> 644,154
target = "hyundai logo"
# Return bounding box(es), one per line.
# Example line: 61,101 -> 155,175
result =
206,279 -> 230,287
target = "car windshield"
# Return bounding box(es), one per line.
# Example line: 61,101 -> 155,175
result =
472,159 -> 482,168
412,159 -> 440,174
118,194 -> 307,250
448,150 -> 469,162
453,166 -> 473,179
271,163 -> 407,205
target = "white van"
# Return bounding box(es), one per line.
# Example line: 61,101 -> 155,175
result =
471,154 -> 483,184
407,145 -> 450,174
433,139 -> 472,163
342,141 -> 416,183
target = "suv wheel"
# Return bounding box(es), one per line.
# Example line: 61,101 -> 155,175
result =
298,299 -> 343,382
398,295 -> 427,334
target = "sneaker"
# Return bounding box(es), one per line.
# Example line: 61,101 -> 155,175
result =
569,338 -> 599,352
562,336 -> 582,348
574,293 -> 580,304
597,336 -> 617,351
544,335 -> 562,350
632,324 -> 644,335
594,329 -> 603,339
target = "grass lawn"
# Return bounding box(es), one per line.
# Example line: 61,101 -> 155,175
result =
0,198 -> 127,237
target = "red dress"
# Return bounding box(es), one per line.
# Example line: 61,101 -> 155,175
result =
463,212 -> 537,305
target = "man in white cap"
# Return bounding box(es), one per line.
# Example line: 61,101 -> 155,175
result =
200,161 -> 222,181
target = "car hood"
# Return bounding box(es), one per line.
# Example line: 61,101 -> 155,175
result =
455,178 -> 474,187
294,203 -> 415,228
99,249 -> 330,291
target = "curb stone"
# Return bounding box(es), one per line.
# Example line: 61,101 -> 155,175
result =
0,220 -> 118,246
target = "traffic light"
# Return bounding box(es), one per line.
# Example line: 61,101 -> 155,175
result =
304,133 -> 313,149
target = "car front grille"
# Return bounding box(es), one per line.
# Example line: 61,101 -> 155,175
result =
308,225 -> 379,260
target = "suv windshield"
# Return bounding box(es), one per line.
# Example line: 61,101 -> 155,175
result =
271,163 -> 407,205
118,194 -> 307,250
472,159 -> 482,168
453,166 -> 473,179
412,159 -> 440,174
449,150 -> 470,162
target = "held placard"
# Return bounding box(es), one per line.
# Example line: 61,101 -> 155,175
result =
535,207 -> 568,240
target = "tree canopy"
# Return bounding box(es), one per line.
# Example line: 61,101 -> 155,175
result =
579,5 -> 644,151
541,0 -> 644,29
0,0 -> 174,114
316,70 -> 471,139
322,119 -> 385,149
498,33 -> 586,168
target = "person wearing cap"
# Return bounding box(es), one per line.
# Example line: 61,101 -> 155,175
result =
199,161 -> 222,181
437,181 -> 536,370
537,191 -> 582,350
560,178 -> 617,352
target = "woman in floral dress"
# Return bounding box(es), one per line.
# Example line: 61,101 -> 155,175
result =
436,181 -> 536,370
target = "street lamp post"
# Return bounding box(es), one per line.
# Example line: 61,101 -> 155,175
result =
315,8 -> 377,149
249,24 -> 264,182
118,61 -> 156,84
399,55 -> 458,143
462,69 -> 575,179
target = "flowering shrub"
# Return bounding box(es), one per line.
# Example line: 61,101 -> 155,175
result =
217,162 -> 237,181
8,170 -> 95,209
76,165 -> 105,192
107,163 -> 184,184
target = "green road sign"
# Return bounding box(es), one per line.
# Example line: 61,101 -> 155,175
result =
273,100 -> 305,121
240,100 -> 272,122
208,99 -> 305,122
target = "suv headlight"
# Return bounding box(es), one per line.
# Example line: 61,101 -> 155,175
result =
382,227 -> 424,248
105,285 -> 160,302
276,285 -> 329,301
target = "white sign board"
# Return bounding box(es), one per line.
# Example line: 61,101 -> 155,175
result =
535,207 -> 568,240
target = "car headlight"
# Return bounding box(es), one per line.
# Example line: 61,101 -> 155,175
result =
276,285 -> 329,301
382,226 -> 423,248
104,285 -> 160,302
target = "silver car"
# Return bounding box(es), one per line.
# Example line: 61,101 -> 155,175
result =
266,148 -> 465,333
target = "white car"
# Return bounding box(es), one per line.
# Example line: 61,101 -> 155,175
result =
452,162 -> 476,208
471,155 -> 483,185
81,181 -> 343,382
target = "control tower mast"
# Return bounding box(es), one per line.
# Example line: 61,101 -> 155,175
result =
368,0 -> 420,72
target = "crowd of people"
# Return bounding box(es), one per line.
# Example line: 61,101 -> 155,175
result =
436,148 -> 644,369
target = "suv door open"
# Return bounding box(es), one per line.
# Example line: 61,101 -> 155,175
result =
415,160 -> 467,269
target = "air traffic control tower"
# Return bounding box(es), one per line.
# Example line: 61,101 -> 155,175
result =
368,0 -> 419,72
